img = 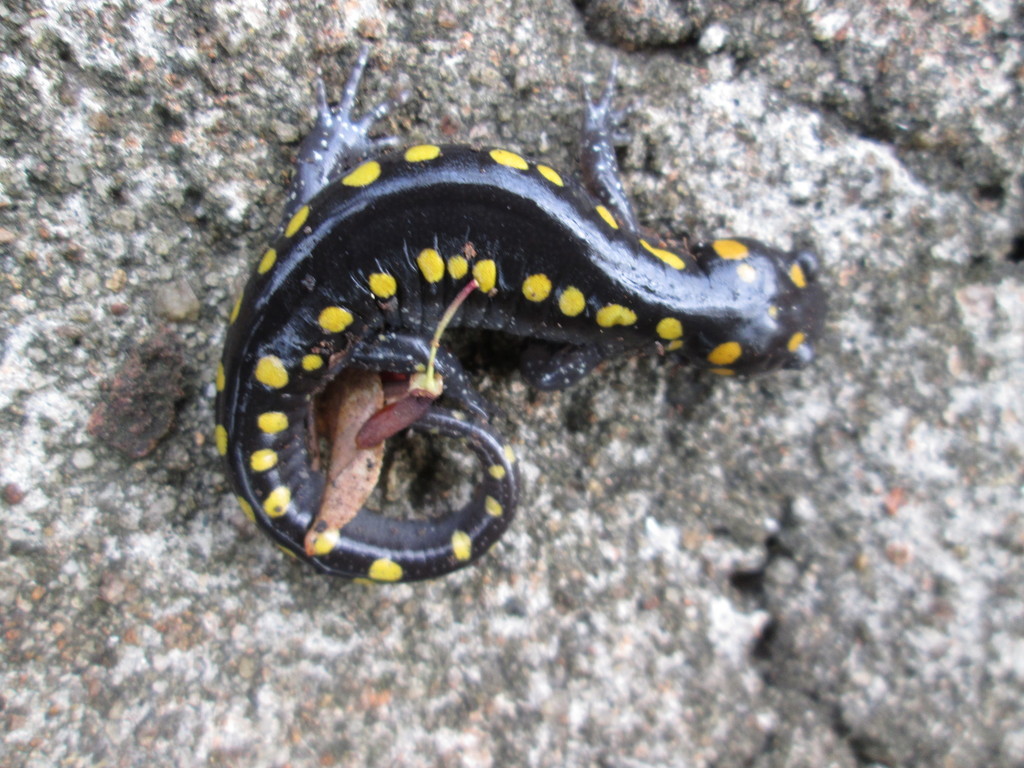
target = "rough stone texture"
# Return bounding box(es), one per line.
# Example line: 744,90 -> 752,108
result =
87,334 -> 185,459
1,1 -> 1021,766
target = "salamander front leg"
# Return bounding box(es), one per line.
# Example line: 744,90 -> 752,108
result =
580,59 -> 640,237
520,341 -> 608,391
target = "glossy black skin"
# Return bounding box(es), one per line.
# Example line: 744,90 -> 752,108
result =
215,48 -> 827,582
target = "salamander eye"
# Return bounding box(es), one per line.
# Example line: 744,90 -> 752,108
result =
794,248 -> 820,281
784,339 -> 816,369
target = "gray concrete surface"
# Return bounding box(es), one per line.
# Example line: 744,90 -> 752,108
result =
1,1 -> 1021,766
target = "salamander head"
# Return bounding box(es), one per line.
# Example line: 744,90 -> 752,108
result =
686,239 -> 827,376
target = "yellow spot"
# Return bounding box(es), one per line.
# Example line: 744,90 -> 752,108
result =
342,160 -> 381,187
285,206 -> 309,238
352,578 -> 375,586
708,341 -> 742,366
489,148 -> 528,170
737,263 -> 757,283
667,340 -> 683,351
558,286 -> 586,317
417,248 -> 445,283
277,544 -> 298,559
473,260 -> 497,293
768,305 -> 779,318
447,256 -> 469,279
712,239 -> 749,259
250,449 -> 278,472
214,425 -> 228,455
595,205 -> 619,230
709,368 -> 735,376
484,496 -> 503,517
488,464 -> 506,480
318,305 -> 354,333
368,558 -> 403,582
257,411 -> 288,434
369,272 -> 397,299
404,144 -> 441,162
787,332 -> 806,352
522,273 -> 552,302
536,164 -> 564,186
504,444 -> 516,463
656,317 -> 683,340
237,496 -> 255,522
229,295 -> 242,324
257,248 -> 277,275
789,263 -> 807,288
451,530 -> 472,562
302,354 -> 323,371
308,527 -> 340,557
255,356 -> 289,389
215,363 -> 225,392
264,486 -> 291,517
596,304 -> 637,328
640,239 -> 685,270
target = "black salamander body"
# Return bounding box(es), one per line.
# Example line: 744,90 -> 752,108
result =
215,48 -> 827,582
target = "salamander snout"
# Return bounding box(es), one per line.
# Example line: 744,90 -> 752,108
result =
775,246 -> 827,371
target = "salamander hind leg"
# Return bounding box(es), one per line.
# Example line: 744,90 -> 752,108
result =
283,44 -> 410,224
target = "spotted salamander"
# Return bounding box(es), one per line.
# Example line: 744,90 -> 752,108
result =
215,47 -> 827,583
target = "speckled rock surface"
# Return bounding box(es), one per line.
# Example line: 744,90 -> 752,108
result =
1,1 -> 1021,766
